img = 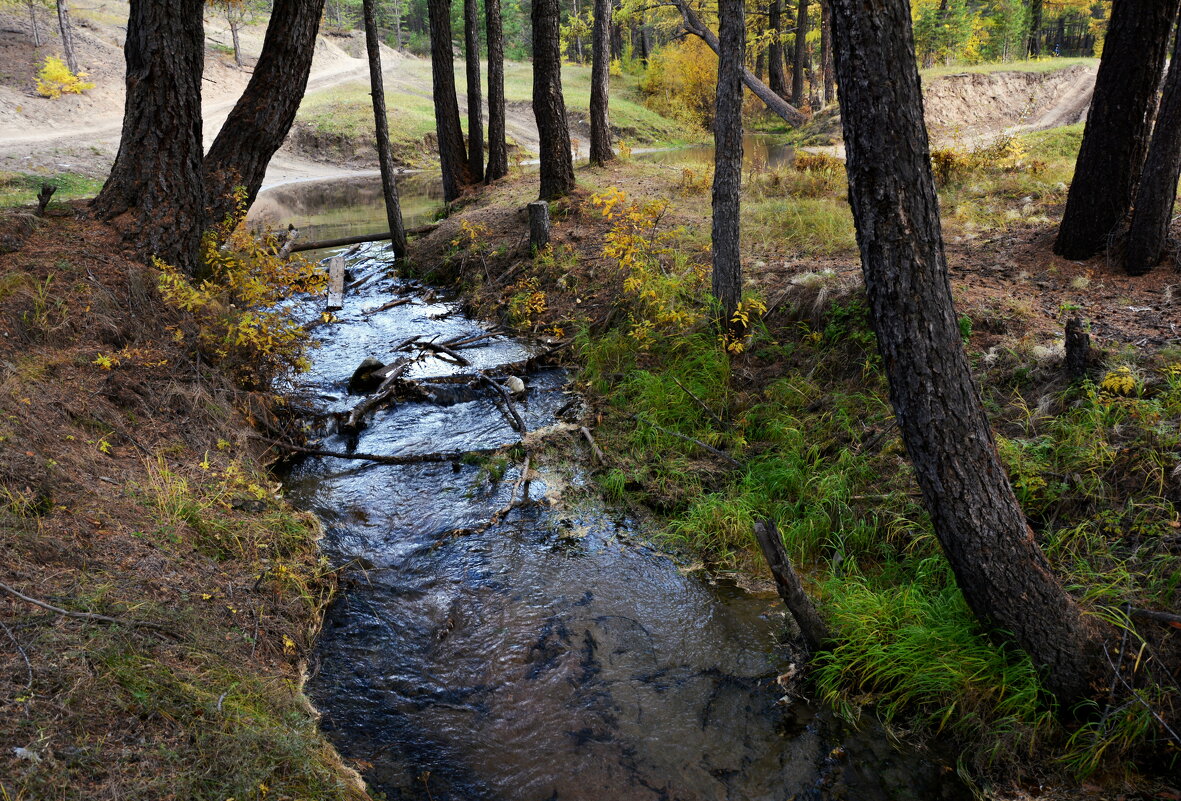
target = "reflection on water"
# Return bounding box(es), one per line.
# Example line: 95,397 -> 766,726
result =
638,134 -> 797,170
249,172 -> 444,244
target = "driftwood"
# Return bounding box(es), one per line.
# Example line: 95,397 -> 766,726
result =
262,438 -> 501,465
416,340 -> 471,366
326,256 -> 346,311
580,426 -> 607,464
480,374 -> 526,432
753,520 -> 832,652
362,297 -> 414,315
341,357 -> 421,432
288,223 -> 440,254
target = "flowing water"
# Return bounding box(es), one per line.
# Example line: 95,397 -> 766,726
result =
259,165 -> 962,801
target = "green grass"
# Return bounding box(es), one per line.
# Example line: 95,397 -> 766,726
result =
0,171 -> 104,208
920,56 -> 1098,79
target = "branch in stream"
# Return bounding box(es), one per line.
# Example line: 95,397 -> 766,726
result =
258,437 -> 503,465
480,373 -> 526,433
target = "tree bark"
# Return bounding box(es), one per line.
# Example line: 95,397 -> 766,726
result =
429,0 -> 472,202
712,0 -> 743,328
768,0 -> 788,99
589,0 -> 614,166
673,0 -> 806,127
1054,0 -> 1179,260
362,0 -> 408,260
754,520 -> 831,652
464,0 -> 484,181
791,0 -> 809,107
820,0 -> 833,106
485,0 -> 508,182
1124,22 -> 1181,276
204,0 -> 327,228
1027,0 -> 1043,57
56,0 -> 78,73
532,0 -> 575,199
828,0 -> 1106,707
91,0 -> 205,273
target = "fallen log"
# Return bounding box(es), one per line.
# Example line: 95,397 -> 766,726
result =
672,0 -> 807,127
362,297 -> 414,316
341,357 -> 422,432
288,223 -> 440,254
753,520 -> 832,652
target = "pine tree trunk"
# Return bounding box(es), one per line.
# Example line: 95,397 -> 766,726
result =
91,0 -> 205,273
362,0 -> 408,259
1054,0 -> 1178,260
1125,22 -> 1181,276
464,0 -> 484,181
827,0 -> 1106,707
485,0 -> 508,182
1027,0 -> 1042,57
768,0 -> 788,99
589,0 -> 614,166
56,0 -> 78,74
429,0 -> 472,202
204,0 -> 327,228
712,0 -> 743,328
532,0 -> 575,199
791,0 -> 809,107
820,0 -> 833,106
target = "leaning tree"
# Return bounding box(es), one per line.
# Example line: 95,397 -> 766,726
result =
1053,0 -> 1179,261
827,0 -> 1108,706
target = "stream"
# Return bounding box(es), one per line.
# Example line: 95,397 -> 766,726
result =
257,161 -> 963,801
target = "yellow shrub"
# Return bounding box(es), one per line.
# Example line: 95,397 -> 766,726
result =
157,189 -> 326,390
639,38 -> 717,130
35,55 -> 95,99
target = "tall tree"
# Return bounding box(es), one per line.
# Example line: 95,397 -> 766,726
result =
204,0 -> 327,227
1124,20 -> 1181,276
429,0 -> 473,202
55,0 -> 78,73
532,0 -> 575,199
362,0 -> 408,259
91,0 -> 205,273
711,0 -> 743,326
485,0 -> 509,182
819,0 -> 833,106
464,0 -> 484,181
791,0 -> 809,107
1027,0 -> 1042,57
1054,0 -> 1179,260
588,0 -> 614,166
768,0 -> 789,99
827,0 -> 1106,705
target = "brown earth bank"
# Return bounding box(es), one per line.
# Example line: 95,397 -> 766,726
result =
0,208 -> 370,800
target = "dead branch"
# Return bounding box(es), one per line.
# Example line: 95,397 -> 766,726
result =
491,454 -> 532,526
341,357 -> 421,433
276,225 -> 299,259
415,340 -> 471,366
362,297 -> 414,315
672,376 -> 728,431
580,426 -> 607,465
0,580 -> 170,632
480,374 -> 526,433
0,618 -> 33,691
1130,608 -> 1181,626
632,415 -> 741,468
258,438 -> 501,465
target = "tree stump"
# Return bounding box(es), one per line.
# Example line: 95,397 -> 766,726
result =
35,184 -> 56,216
528,200 -> 550,251
1065,316 -> 1091,382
